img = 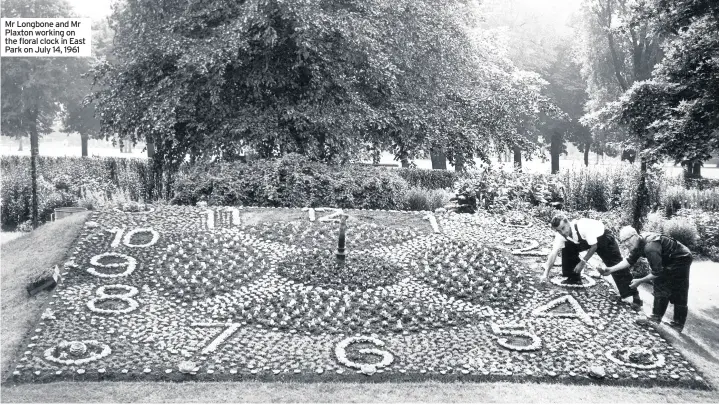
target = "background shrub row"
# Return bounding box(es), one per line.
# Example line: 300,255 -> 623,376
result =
2,154 -> 716,262
171,154 -> 451,211
1,156 -> 153,230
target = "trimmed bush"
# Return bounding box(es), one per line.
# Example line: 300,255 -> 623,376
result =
674,208 -> 719,261
662,218 -> 699,250
395,168 -> 460,190
402,187 -> 452,212
171,154 -> 410,210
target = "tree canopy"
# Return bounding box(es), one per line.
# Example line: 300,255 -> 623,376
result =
93,0 -> 557,171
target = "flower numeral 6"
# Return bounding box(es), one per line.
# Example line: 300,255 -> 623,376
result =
490,323 -> 542,352
334,336 -> 394,375
87,284 -> 139,314
108,227 -> 160,248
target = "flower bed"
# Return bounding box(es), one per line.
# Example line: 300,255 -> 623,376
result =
7,206 -> 708,389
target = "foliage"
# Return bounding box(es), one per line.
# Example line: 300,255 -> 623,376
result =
583,0 -> 719,166
662,218 -> 699,251
402,187 -> 452,212
453,169 -> 566,213
172,154 -> 409,210
394,168 -> 460,190
674,208 -> 719,262
661,185 -> 719,217
577,0 -> 663,151
0,156 -> 152,229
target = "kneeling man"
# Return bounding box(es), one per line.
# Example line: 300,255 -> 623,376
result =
540,214 -> 642,310
600,226 -> 692,333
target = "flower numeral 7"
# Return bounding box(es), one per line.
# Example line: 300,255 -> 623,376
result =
490,323 -> 542,351
192,322 -> 242,354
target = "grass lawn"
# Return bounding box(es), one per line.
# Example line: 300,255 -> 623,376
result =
1,208 -> 718,403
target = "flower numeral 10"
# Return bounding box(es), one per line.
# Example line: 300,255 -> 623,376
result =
490,323 -> 542,351
107,227 -> 160,248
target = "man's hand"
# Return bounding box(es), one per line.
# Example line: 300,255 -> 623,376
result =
629,279 -> 642,290
538,269 -> 548,284
573,261 -> 585,274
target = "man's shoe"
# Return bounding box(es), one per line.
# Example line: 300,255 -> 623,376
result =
563,278 -> 583,285
668,321 -> 684,333
630,299 -> 644,311
635,316 -> 660,328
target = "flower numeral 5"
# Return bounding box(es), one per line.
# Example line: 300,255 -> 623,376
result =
490,323 -> 542,351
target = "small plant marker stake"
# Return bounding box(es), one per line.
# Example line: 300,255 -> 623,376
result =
424,214 -> 441,233
336,212 -> 349,262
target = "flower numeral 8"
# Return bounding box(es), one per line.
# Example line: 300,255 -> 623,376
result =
87,284 -> 139,314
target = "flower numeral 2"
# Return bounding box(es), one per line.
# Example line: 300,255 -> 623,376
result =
87,284 -> 139,314
490,323 -> 542,351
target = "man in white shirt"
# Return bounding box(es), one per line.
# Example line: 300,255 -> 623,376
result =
540,214 -> 642,310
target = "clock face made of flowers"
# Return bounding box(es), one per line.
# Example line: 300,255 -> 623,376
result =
10,206 -> 706,388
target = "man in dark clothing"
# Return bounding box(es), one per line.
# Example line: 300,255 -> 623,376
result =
540,215 -> 642,310
600,226 -> 692,333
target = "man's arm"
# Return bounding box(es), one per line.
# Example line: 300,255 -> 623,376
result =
542,248 -> 560,279
604,258 -> 630,274
541,235 -> 564,280
629,273 -> 659,289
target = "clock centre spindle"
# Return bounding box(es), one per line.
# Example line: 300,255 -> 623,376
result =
336,213 -> 349,262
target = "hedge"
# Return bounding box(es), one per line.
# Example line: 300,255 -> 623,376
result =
394,168 -> 459,190
171,154 -> 410,210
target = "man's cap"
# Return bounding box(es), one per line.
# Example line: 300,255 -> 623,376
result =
619,226 -> 638,241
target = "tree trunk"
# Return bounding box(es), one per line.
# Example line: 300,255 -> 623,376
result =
583,143 -> 590,167
455,151 -> 465,172
81,133 -> 88,157
550,132 -> 561,174
430,148 -> 447,170
30,113 -> 39,229
632,158 -> 650,231
513,146 -> 522,170
18,137 -> 23,151
146,136 -> 155,158
691,161 -> 701,178
683,160 -> 702,179
371,143 -> 381,165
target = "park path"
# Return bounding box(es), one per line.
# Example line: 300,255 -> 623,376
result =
635,261 -> 719,363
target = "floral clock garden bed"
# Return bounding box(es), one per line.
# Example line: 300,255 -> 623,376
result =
6,206 -> 710,389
